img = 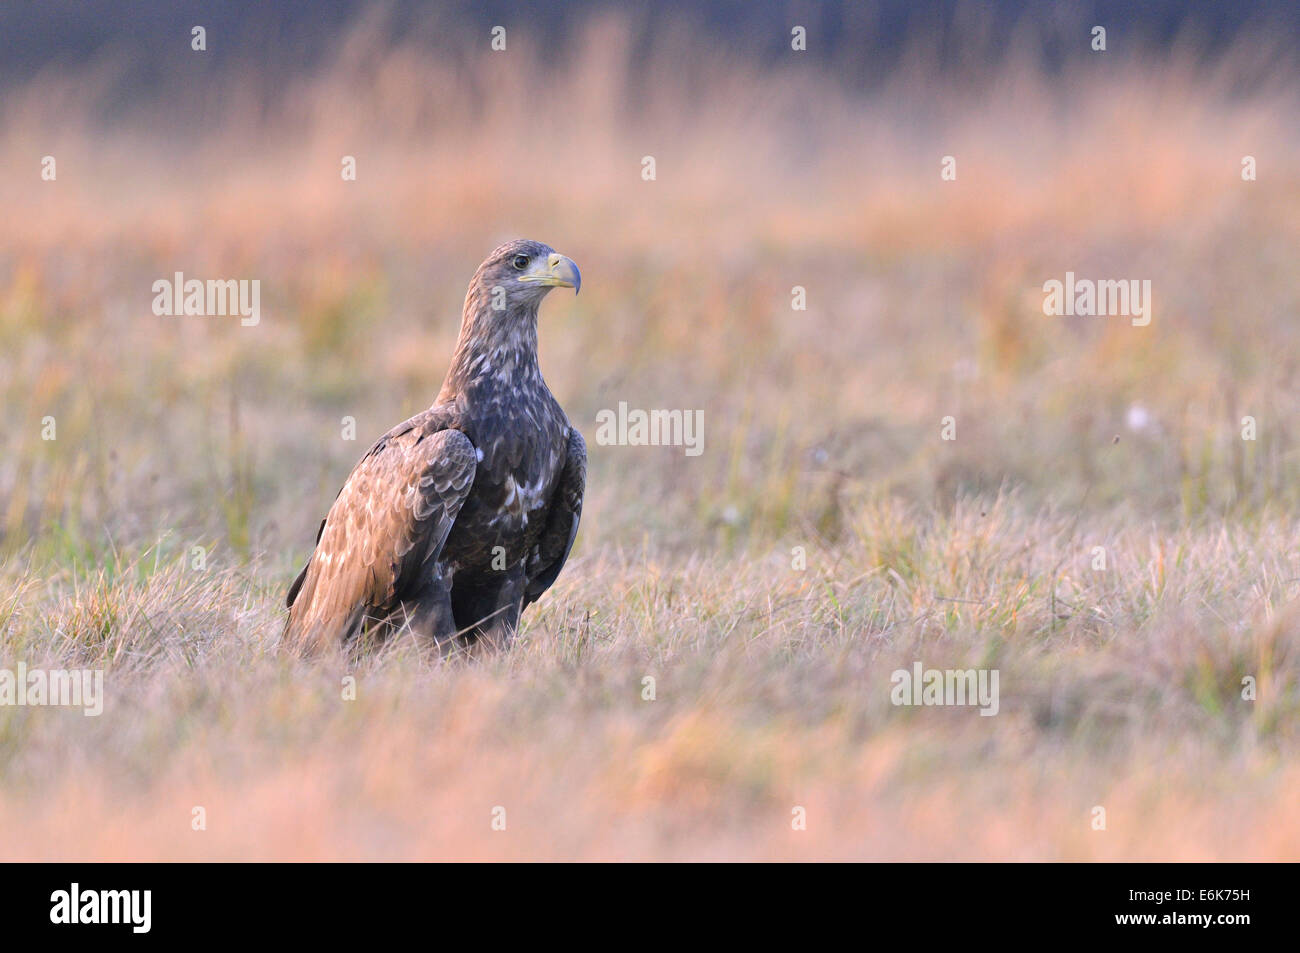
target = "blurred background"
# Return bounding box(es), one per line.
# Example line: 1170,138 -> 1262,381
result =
1,1 -> 1299,860
2,0 -> 1299,562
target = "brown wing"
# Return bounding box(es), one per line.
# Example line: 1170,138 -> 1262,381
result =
284,414 -> 477,654
523,427 -> 586,609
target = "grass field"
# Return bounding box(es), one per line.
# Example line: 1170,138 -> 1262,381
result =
1,11 -> 1299,860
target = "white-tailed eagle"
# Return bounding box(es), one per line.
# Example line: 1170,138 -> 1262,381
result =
285,240 -> 586,653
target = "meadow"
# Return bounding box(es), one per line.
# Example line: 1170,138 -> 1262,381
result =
1,12 -> 1298,859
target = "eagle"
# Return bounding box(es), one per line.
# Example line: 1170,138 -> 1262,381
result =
284,240 -> 586,654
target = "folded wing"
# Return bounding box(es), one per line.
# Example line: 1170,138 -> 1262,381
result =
523,427 -> 586,609
285,416 -> 477,654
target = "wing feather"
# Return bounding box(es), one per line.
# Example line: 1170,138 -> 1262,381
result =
523,428 -> 586,608
284,415 -> 476,654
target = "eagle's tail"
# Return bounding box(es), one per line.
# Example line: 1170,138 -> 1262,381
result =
282,556 -> 364,657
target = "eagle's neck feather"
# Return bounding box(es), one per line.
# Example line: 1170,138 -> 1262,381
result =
438,294 -> 543,406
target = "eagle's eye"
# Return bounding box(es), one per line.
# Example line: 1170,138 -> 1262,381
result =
511,254 -> 529,271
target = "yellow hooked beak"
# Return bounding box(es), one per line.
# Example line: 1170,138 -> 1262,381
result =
519,252 -> 581,293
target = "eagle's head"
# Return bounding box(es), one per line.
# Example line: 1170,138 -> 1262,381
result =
442,240 -> 582,398
472,239 -> 581,312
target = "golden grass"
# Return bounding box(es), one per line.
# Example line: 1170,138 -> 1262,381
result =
1,11 -> 1298,860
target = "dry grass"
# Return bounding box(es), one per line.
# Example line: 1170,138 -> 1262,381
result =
1,10 -> 1299,860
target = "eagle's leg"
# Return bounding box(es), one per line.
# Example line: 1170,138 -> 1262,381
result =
398,566 -> 459,647
455,564 -> 526,649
